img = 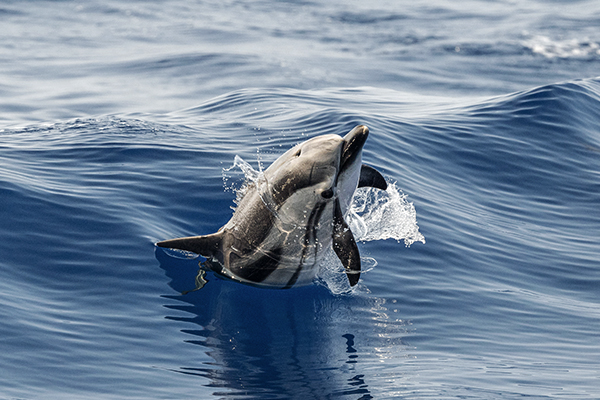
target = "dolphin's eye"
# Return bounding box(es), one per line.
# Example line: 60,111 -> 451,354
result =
294,149 -> 302,157
321,188 -> 334,199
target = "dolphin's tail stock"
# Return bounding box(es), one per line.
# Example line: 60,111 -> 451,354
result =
157,231 -> 223,259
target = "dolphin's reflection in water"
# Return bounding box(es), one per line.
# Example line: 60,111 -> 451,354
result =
158,248 -> 408,399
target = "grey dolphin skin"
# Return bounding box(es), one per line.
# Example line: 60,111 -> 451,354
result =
157,125 -> 388,288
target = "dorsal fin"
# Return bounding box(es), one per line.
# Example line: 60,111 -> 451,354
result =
157,231 -> 223,259
358,164 -> 387,190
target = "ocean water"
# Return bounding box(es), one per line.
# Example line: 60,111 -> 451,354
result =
1,1 -> 599,399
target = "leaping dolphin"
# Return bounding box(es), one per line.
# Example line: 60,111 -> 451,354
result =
157,125 -> 388,288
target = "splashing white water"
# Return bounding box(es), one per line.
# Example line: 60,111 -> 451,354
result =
348,183 -> 425,246
222,155 -> 260,208
523,35 -> 600,59
223,156 -> 425,294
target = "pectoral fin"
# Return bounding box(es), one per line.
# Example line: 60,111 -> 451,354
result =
157,231 -> 223,260
332,199 -> 361,286
358,164 -> 387,190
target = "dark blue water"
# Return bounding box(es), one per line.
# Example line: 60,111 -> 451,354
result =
1,1 -> 600,399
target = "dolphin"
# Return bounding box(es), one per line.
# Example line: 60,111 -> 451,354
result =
157,125 -> 388,288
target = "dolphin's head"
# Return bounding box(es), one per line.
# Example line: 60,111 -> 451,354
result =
261,125 -> 368,222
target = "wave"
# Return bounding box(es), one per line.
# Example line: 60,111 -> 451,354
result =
1,77 -> 600,399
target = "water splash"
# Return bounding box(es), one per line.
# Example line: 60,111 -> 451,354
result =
347,183 -> 426,246
523,35 -> 600,59
222,155 -> 261,208
316,248 -> 380,295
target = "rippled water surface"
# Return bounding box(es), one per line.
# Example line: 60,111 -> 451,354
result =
1,1 -> 599,399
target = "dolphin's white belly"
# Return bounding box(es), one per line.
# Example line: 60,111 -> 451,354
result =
337,155 -> 362,215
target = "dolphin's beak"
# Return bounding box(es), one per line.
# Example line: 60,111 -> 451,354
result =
341,125 -> 369,170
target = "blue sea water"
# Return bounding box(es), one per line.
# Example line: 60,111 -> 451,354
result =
1,1 -> 600,399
